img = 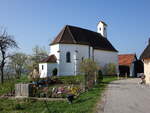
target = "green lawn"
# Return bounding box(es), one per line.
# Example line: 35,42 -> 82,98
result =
0,76 -> 30,96
0,76 -> 117,113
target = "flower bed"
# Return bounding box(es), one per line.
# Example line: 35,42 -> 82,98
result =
13,75 -> 85,100
33,84 -> 83,98
28,75 -> 84,98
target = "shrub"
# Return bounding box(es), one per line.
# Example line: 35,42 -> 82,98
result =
58,75 -> 84,84
35,89 -> 43,97
79,59 -> 99,89
47,88 -> 53,97
39,93 -> 46,97
0,106 -> 3,111
49,75 -> 84,85
103,63 -> 117,75
50,76 -> 62,84
13,103 -> 24,110
97,70 -> 103,84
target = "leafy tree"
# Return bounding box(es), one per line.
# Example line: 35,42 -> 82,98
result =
80,59 -> 99,89
0,28 -> 18,83
103,63 -> 117,75
10,52 -> 27,79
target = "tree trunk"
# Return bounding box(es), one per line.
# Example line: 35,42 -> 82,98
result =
16,70 -> 20,79
15,65 -> 22,79
0,68 -> 4,84
0,50 -> 5,84
83,74 -> 88,91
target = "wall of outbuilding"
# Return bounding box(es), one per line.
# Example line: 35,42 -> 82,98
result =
144,60 -> 150,84
39,63 -> 57,78
39,63 -> 47,78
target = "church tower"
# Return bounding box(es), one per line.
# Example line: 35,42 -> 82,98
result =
97,21 -> 107,38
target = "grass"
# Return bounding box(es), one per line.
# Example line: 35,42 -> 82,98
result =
0,76 -> 117,113
0,75 -> 30,96
58,75 -> 84,84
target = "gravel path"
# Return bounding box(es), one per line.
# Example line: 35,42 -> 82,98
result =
97,78 -> 150,113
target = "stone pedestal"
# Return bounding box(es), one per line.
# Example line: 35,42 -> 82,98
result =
15,83 -> 33,97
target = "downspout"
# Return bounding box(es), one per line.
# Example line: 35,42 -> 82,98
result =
92,48 -> 94,61
89,46 -> 90,59
74,50 -> 78,75
57,50 -> 60,76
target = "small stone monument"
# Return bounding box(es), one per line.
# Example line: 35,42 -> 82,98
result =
15,83 -> 33,97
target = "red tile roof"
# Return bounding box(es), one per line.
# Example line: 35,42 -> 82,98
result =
118,54 -> 137,66
40,54 -> 57,63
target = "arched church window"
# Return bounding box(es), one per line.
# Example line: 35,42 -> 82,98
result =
52,68 -> 57,76
66,52 -> 71,63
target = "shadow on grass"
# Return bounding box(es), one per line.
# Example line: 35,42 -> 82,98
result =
100,81 -> 113,85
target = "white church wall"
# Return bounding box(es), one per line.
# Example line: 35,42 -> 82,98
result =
94,49 -> 118,73
49,44 -> 60,62
49,44 -> 118,76
39,63 -> 47,78
59,44 -> 89,76
47,63 -> 57,76
50,44 -> 61,75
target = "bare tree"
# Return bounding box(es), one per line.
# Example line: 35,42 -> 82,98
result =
22,46 -> 48,76
0,28 -> 18,83
31,45 -> 48,68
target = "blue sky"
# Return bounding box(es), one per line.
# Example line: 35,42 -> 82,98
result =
0,0 -> 150,57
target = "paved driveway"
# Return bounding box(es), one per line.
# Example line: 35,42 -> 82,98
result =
99,78 -> 150,113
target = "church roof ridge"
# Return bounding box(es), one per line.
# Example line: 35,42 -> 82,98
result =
50,25 -> 118,52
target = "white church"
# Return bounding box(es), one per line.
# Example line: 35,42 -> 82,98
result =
39,21 -> 118,78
